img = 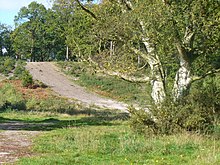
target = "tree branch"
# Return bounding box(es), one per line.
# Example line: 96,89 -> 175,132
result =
75,0 -> 97,20
183,26 -> 194,46
98,70 -> 150,83
88,55 -> 150,83
123,0 -> 133,10
130,47 -> 157,66
192,68 -> 220,83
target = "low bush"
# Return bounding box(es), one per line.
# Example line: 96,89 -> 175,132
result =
0,57 -> 15,76
13,60 -> 26,79
21,70 -> 34,87
0,83 -> 26,111
129,77 -> 220,135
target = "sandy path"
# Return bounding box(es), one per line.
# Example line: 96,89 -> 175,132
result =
0,129 -> 39,164
26,62 -> 128,111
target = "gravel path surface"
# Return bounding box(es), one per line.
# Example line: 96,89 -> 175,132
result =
26,62 -> 128,112
0,128 -> 39,164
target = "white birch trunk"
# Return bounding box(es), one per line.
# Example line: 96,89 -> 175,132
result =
173,62 -> 191,100
151,75 -> 166,104
140,41 -> 165,103
139,19 -> 166,104
173,40 -> 192,100
66,46 -> 69,61
120,1 -> 166,104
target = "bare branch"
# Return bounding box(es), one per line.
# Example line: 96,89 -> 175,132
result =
75,0 -> 97,19
88,56 -> 150,83
123,0 -> 133,10
192,68 -> 220,83
98,70 -> 150,83
137,63 -> 148,71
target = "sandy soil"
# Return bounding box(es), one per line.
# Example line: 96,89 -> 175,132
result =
26,62 -> 128,111
0,128 -> 39,164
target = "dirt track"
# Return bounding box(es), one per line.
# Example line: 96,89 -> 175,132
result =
26,62 -> 128,111
0,129 -> 39,164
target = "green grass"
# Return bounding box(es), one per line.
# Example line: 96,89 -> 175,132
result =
0,62 -> 219,164
0,110 -> 219,164
57,61 -> 151,106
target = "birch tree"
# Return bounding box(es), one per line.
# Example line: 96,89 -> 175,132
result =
90,0 -> 220,104
55,0 -> 220,105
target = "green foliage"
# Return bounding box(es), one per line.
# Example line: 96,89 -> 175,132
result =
0,57 -> 27,80
0,57 -> 15,76
0,23 -> 14,57
0,83 -> 25,110
53,0 -> 96,61
129,77 -> 220,135
13,60 -> 26,79
12,2 -> 66,61
21,70 -> 34,87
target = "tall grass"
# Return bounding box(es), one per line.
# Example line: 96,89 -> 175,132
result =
14,113 -> 220,165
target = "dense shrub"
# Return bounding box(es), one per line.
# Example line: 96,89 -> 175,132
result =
13,60 -> 26,79
129,77 -> 220,135
0,57 -> 15,76
21,70 -> 34,87
0,83 -> 26,110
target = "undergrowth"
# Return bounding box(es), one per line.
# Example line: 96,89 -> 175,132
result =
129,77 -> 220,136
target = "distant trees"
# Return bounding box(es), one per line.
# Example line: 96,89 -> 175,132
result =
11,1 -> 66,61
52,0 -> 95,61
0,23 -> 14,56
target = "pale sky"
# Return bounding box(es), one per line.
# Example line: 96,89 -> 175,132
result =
0,0 -> 52,27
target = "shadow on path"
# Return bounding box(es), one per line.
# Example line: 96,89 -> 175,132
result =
0,110 -> 129,131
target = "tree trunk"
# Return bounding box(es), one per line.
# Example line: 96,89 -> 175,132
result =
173,64 -> 191,100
139,20 -> 166,104
151,75 -> 166,104
148,58 -> 166,104
131,46 -> 166,104
173,43 -> 192,100
66,46 -> 69,61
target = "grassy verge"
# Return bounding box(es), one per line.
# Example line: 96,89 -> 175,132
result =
0,110 -> 219,164
57,61 -> 151,106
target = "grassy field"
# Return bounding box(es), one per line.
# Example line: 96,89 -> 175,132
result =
0,110 -> 219,165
